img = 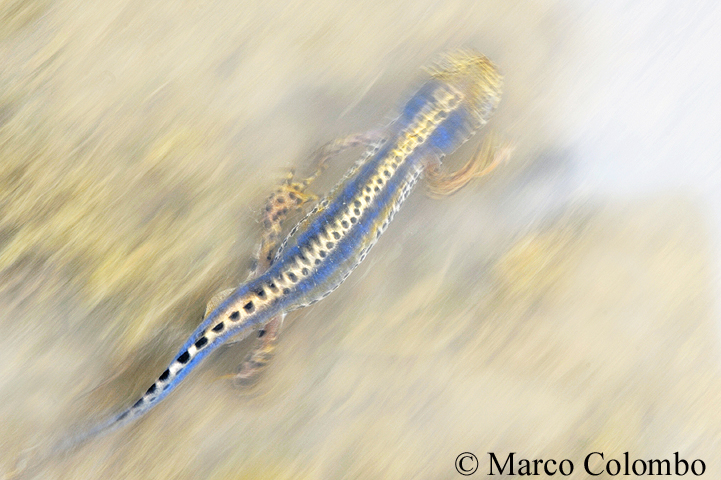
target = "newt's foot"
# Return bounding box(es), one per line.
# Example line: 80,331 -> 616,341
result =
255,179 -> 320,273
204,288 -> 235,317
232,314 -> 283,388
425,133 -> 512,198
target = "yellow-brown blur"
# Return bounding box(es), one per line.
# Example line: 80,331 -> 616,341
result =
1,1 -> 720,479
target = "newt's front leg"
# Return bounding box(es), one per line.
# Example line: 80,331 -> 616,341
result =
424,133 -> 512,197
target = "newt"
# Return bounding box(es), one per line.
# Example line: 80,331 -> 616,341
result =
38,50 -> 506,459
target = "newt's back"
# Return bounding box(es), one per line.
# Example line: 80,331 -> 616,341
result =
271,51 -> 503,309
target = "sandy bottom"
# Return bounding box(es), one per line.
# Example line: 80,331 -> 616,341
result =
1,0 -> 720,478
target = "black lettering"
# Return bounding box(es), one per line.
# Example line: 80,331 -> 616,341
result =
584,452 -> 603,476
489,452 -> 514,475
622,452 -> 628,475
648,459 -> 670,475
691,459 -> 705,476
632,459 -> 646,475
675,452 -> 689,476
559,459 -> 573,476
518,458 -> 530,476
544,459 -> 557,476
607,459 -> 620,476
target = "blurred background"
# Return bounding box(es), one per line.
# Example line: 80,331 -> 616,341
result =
1,0 -> 720,478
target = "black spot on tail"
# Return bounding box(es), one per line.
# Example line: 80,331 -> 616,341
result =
146,383 -> 157,395
177,351 -> 190,364
159,369 -> 170,381
229,311 -> 240,321
243,301 -> 255,312
194,336 -> 208,349
212,322 -> 224,332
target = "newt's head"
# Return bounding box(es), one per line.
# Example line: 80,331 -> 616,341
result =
395,50 -> 502,160
425,49 -> 503,128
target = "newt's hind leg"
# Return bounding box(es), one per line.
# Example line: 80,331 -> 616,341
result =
205,173 -> 315,381
209,131 -> 381,387
424,133 -> 513,198
232,312 -> 285,388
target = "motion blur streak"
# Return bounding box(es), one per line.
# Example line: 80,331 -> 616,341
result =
1,1 -> 721,479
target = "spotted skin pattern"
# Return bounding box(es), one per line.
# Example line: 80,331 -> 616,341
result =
71,50 -> 503,446
204,131 -> 382,387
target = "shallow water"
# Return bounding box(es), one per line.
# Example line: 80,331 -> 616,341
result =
1,1 -> 720,478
